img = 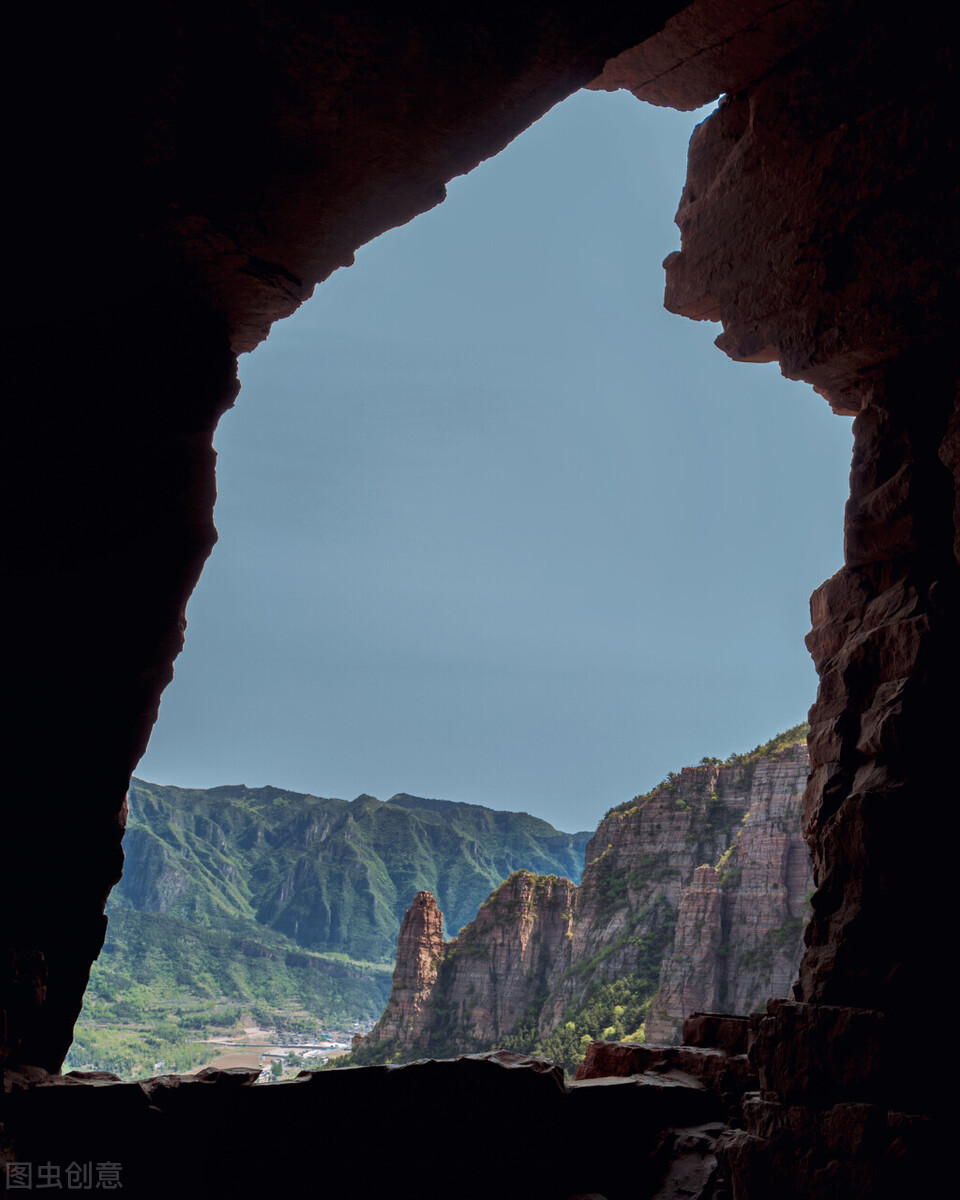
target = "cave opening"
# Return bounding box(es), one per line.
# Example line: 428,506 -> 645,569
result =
73,86 -> 852,1078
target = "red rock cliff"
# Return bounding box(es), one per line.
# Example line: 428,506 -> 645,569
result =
364,736 -> 811,1062
646,745 -> 812,1042
363,872 -> 575,1058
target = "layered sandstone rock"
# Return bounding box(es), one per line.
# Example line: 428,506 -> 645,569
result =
644,865 -> 724,1043
437,872 -> 576,1049
541,757 -> 751,1034
362,872 -> 575,1057
366,738 -> 812,1060
646,748 -> 812,1041
552,743 -> 812,1043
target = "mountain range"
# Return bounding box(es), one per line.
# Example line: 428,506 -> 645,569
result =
114,780 -> 591,960
69,728 -> 810,1078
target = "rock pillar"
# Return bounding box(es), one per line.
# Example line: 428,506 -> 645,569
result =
362,892 -> 447,1052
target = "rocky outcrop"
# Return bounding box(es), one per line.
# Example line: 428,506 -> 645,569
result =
436,873 -> 573,1051
364,892 -> 445,1047
365,735 -> 812,1061
437,872 -> 576,1050
361,872 -> 576,1058
547,740 -> 811,1045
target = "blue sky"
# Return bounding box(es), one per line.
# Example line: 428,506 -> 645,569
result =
138,88 -> 853,833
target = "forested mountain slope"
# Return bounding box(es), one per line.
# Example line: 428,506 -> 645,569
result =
115,781 -> 591,962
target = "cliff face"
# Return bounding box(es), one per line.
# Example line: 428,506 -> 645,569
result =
437,872 -> 576,1051
362,871 -> 575,1058
363,734 -> 813,1063
645,746 -> 811,1042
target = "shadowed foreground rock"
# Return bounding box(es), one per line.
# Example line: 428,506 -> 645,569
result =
3,1052 -> 719,1200
577,1004 -> 942,1196
8,1010 -> 935,1198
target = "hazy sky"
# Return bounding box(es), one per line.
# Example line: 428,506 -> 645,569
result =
138,88 -> 853,833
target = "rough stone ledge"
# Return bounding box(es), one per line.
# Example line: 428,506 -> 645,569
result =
682,1011 -> 756,1056
576,1028 -> 760,1127
0,1052 -> 730,1200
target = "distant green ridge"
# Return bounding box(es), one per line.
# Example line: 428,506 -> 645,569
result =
115,779 -> 591,963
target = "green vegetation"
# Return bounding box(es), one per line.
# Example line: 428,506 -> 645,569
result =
117,780 -> 589,965
767,914 -> 806,950
593,857 -> 630,905
66,1024 -> 211,1078
733,913 -> 807,976
724,722 -> 809,765
65,907 -> 393,1077
338,1036 -> 403,1068
716,846 -> 742,891
572,897 -> 676,980
628,853 -> 680,887
737,946 -> 773,969
718,865 -> 742,890
603,723 -> 808,820
501,975 -> 655,1077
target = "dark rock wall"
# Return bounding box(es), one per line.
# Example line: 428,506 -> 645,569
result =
801,362 -> 957,1019
659,10 -> 956,1196
0,1054 -> 727,1200
664,8 -> 958,1029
